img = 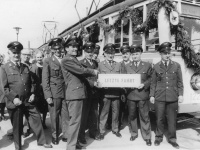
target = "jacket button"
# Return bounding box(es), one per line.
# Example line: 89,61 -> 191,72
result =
25,89 -> 26,91
166,87 -> 168,89
166,82 -> 168,84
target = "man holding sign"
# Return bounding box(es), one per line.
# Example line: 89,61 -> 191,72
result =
123,45 -> 152,146
97,43 -> 122,140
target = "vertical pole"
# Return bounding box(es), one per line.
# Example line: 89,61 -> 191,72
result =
142,4 -> 147,52
17,33 -> 18,41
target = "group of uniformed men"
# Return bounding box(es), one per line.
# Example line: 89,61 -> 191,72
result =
0,36 -> 183,150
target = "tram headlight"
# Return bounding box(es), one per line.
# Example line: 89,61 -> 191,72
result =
190,73 -> 200,90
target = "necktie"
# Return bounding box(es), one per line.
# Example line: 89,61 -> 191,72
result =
109,61 -> 112,67
164,61 -> 167,68
135,62 -> 138,68
16,63 -> 20,69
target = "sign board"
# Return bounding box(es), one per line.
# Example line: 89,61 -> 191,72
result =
98,74 -> 141,88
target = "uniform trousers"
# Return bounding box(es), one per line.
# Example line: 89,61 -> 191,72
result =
48,98 -> 63,138
62,99 -> 83,150
79,92 -> 99,139
155,101 -> 178,142
8,105 -> 46,150
128,100 -> 151,140
99,97 -> 120,134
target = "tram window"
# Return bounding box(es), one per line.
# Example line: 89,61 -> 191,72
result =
132,6 -> 143,46
180,17 -> 200,53
145,28 -> 159,52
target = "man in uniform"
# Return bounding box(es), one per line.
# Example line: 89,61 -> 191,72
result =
42,37 -> 65,145
150,42 -> 184,149
61,37 -> 98,150
119,45 -> 131,129
97,43 -> 122,140
0,54 -> 7,122
1,41 -> 52,150
78,42 -> 99,144
123,45 -> 152,146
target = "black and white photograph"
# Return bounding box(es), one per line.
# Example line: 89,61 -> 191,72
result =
1,0 -> 200,150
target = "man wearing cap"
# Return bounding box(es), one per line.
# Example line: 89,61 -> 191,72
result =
1,41 -> 52,150
118,45 -> 131,129
42,37 -> 65,145
92,44 -> 100,63
61,37 -> 98,150
123,45 -> 152,146
97,43 -> 122,140
78,42 -> 99,143
150,42 -> 183,149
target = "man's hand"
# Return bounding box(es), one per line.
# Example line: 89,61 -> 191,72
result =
178,95 -> 184,103
138,84 -> 144,89
46,98 -> 53,105
121,95 -> 126,103
28,94 -> 35,103
150,97 -> 155,104
13,98 -> 22,106
93,70 -> 99,76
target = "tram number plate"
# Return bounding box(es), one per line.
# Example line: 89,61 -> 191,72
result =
98,74 -> 141,88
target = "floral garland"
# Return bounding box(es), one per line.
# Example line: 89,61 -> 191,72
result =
131,0 -> 200,71
79,0 -> 200,71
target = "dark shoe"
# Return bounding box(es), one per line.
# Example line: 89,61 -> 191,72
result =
96,133 -> 104,140
130,136 -> 138,141
78,138 -> 87,144
112,131 -> 122,138
38,144 -> 53,148
52,137 -> 59,145
169,141 -> 179,149
89,134 -> 100,140
76,142 -> 83,149
154,140 -> 162,146
62,138 -> 67,142
22,131 -> 31,138
145,139 -> 152,146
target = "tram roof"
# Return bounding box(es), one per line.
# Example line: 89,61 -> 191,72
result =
58,0 -> 146,37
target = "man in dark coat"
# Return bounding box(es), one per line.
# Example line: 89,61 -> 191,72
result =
61,37 -> 98,150
150,42 -> 184,149
123,45 -> 152,146
78,42 -> 99,144
1,41 -> 52,150
97,43 -> 122,140
42,37 -> 65,145
0,54 -> 7,121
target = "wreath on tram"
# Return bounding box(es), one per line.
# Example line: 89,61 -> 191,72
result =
95,0 -> 200,73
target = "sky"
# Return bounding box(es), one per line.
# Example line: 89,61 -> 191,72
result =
0,0 -> 110,56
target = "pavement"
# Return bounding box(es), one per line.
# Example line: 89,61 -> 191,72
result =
1,112 -> 200,150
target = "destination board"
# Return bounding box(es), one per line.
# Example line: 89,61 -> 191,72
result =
98,74 -> 141,88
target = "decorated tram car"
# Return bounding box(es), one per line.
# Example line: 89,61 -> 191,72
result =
39,0 -> 200,113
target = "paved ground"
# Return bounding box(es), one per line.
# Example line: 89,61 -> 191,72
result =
1,112 -> 200,150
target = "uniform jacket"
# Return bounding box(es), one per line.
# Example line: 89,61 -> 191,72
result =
0,66 -> 5,103
150,60 -> 183,102
42,55 -> 65,99
80,58 -> 98,91
123,61 -> 152,101
98,60 -> 122,98
61,54 -> 95,100
0,61 -> 36,109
